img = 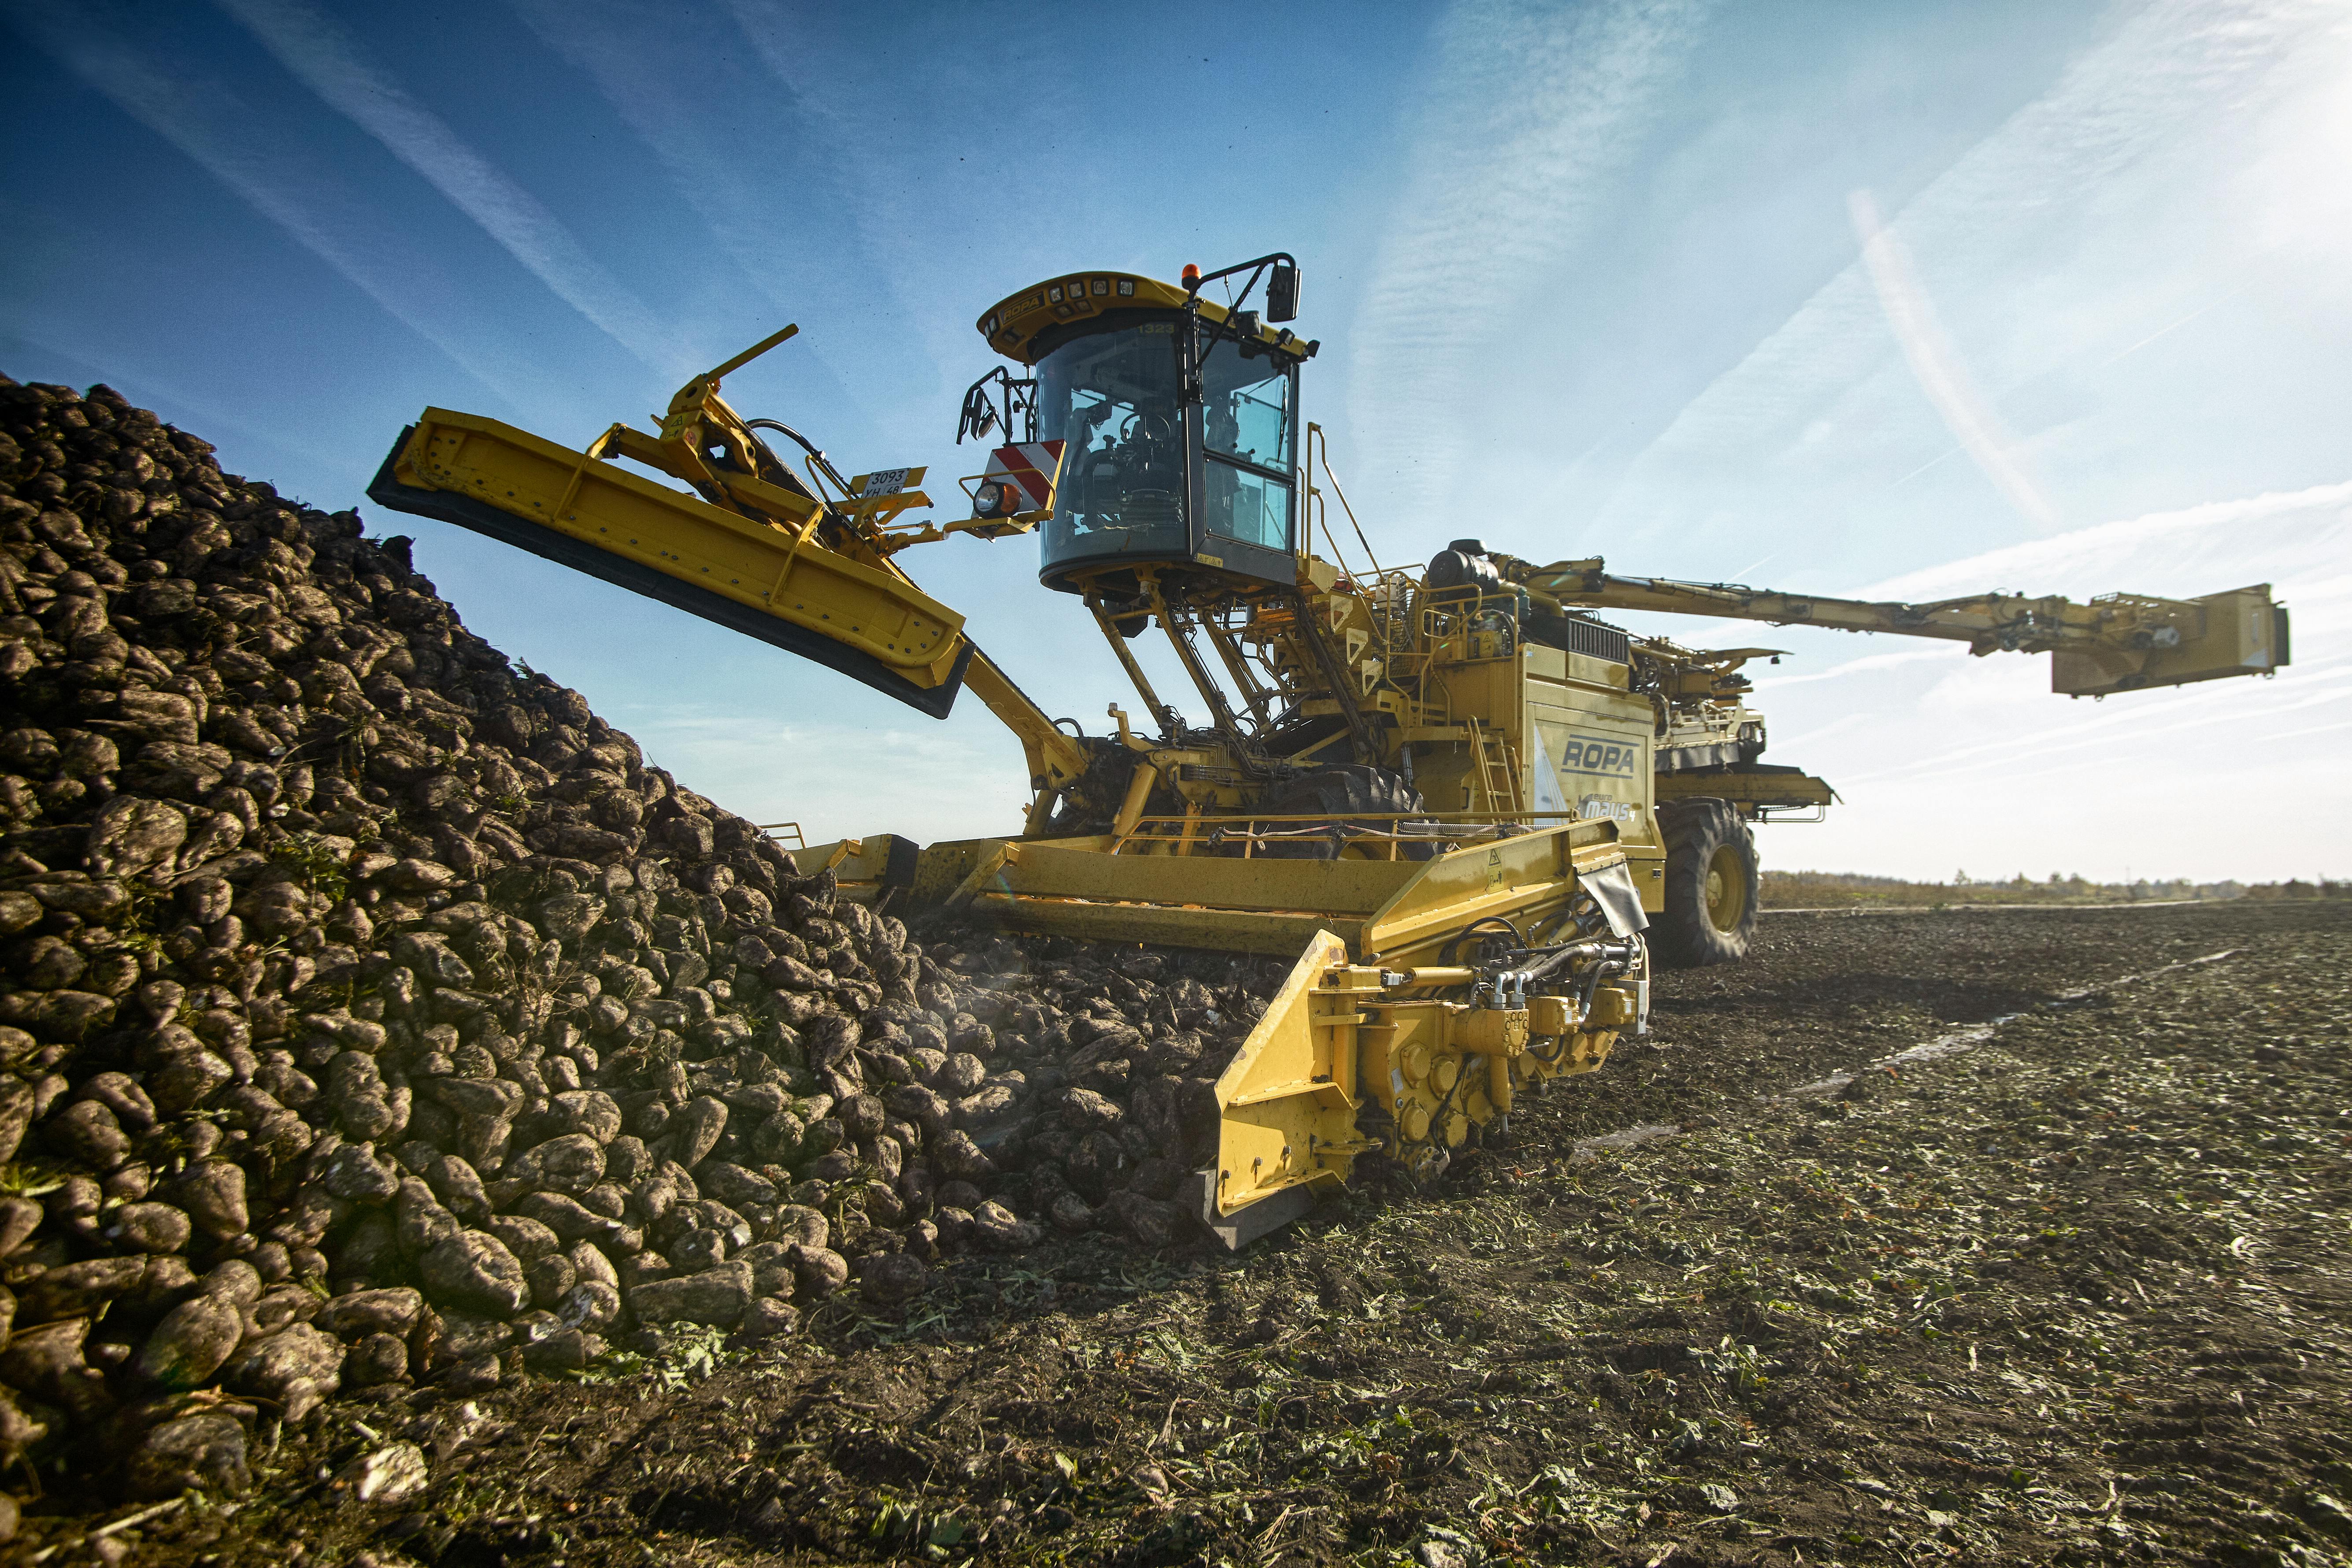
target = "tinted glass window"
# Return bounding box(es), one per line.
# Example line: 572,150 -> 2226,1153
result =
1206,461 -> 1293,552
1203,340 -> 1293,473
1037,322 -> 1187,563
1203,338 -> 1294,553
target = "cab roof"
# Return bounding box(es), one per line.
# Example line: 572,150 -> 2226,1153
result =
975,269 -> 1302,366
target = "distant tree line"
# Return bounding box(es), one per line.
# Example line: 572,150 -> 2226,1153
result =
1760,869 -> 2348,909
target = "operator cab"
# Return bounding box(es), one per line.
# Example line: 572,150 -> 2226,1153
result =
963,256 -> 1318,602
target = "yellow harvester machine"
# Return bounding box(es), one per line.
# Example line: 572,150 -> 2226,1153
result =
369,254 -> 2289,1242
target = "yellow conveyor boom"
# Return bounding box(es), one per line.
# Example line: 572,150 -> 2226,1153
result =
367,408 -> 1090,818
369,408 -> 971,715
1504,556 -> 2289,698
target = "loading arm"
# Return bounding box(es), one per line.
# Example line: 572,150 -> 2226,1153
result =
367,331 -> 1091,825
1496,555 -> 2290,697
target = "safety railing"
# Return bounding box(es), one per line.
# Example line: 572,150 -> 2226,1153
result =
1413,584 -> 1528,664
1107,809 -> 1593,859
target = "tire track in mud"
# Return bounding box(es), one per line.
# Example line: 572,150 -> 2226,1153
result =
1554,929 -> 2249,1168
1781,946 -> 2243,1100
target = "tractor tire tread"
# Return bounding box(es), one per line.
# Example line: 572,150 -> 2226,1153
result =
1650,797 -> 1759,969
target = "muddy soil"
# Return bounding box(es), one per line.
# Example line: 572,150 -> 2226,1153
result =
28,900 -> 2352,1568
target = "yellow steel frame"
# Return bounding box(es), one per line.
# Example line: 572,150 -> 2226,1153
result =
1209,931 -> 1370,1216
379,371 -> 1092,808
388,410 -> 968,689
1652,766 -> 1835,811
1203,926 -> 1641,1220
948,816 -> 1633,967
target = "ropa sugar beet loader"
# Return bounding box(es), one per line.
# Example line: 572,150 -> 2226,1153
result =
368,254 -> 2290,1241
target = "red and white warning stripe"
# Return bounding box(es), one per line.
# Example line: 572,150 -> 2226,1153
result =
983,441 -> 1064,512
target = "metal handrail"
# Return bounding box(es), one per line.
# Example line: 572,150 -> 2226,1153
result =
1107,808 -> 1595,860
1123,810 -> 1585,824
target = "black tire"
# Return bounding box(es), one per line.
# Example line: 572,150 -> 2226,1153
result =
1651,798 -> 1759,967
1251,766 -> 1430,860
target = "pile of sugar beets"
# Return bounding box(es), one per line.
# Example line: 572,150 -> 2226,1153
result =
0,376 -> 1286,1516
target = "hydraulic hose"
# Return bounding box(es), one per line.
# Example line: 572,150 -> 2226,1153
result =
1576,956 -> 1628,1022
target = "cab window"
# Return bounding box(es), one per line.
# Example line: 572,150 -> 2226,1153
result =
1203,338 -> 1294,553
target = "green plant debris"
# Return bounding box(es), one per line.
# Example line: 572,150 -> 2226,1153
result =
265,830 -> 351,900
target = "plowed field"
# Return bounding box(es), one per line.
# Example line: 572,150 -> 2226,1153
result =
40,899 -> 2352,1568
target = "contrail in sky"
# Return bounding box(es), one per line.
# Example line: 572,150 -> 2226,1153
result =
1848,188 -> 2060,532
502,0 -> 891,428
1745,481 -> 2349,781
2,0 -> 535,408
1858,478 -> 2352,601
1348,0 -> 1710,518
217,0 -> 685,378
721,0 -> 1042,393
0,315 -> 304,472
1597,0 -> 2333,549
1817,480 -> 2352,789
1754,645 -> 1963,690
1837,671 -> 2352,790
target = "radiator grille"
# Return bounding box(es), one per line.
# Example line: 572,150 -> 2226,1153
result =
1561,614 -> 1631,664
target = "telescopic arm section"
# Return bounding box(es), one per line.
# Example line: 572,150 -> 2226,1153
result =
1495,555 -> 2289,697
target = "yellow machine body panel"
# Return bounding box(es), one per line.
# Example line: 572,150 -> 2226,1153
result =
976,269 -> 1294,366
1355,821 -> 1635,963
1205,930 -> 1368,1218
1525,652 -> 1663,874
1652,764 -> 1834,811
1391,607 -> 1667,911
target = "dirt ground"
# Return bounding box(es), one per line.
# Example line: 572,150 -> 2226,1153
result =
29,900 -> 2352,1568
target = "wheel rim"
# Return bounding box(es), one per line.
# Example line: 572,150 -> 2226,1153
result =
1703,842 -> 1747,931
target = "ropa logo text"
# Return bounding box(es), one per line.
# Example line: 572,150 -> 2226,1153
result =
1557,733 -> 1642,778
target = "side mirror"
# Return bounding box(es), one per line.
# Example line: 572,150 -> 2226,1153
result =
956,376 -> 1000,445
1267,261 -> 1300,323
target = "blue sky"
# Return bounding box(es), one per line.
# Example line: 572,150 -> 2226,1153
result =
5,0 -> 2346,881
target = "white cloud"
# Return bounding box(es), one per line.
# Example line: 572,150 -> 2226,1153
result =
611,705 -> 1027,845
1346,0 -> 1709,518
1837,663 -> 2352,788
720,0 -> 989,394
1756,711 -> 1867,758
1752,644 -> 1967,691
2267,719 -> 2352,743
217,0 -> 687,378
